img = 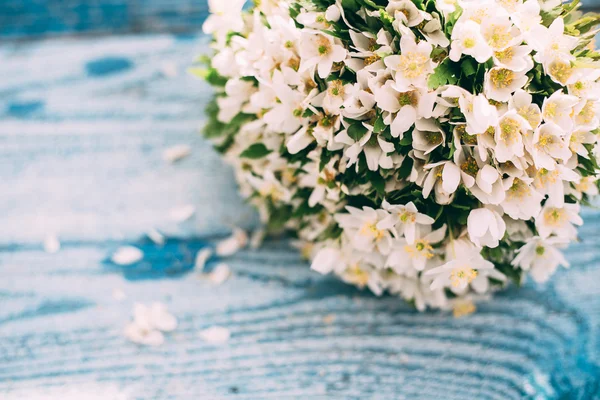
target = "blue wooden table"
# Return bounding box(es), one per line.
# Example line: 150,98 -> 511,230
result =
2,15 -> 600,400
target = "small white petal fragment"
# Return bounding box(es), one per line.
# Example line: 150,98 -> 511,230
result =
160,61 -> 179,78
147,228 -> 165,245
43,235 -> 61,254
194,248 -> 213,272
169,205 -> 196,222
163,144 -> 191,163
111,246 -> 143,265
209,263 -> 231,285
216,228 -> 248,256
112,288 -> 126,301
124,323 -> 165,346
199,326 -> 231,344
249,228 -> 265,250
149,302 -> 178,332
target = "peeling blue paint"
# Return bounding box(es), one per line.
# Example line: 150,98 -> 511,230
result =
6,100 -> 44,117
103,237 -> 214,281
85,56 -> 133,77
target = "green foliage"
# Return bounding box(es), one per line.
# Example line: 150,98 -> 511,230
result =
428,58 -> 459,89
240,143 -> 272,159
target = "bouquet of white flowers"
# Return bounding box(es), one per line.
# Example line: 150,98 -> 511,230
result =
196,0 -> 600,312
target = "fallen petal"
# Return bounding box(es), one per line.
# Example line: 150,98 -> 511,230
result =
147,228 -> 165,245
199,326 -> 231,344
124,323 -> 165,346
162,144 -> 191,163
194,248 -> 213,272
149,302 -> 178,332
169,205 -> 196,222
43,235 -> 61,254
209,263 -> 231,285
250,228 -> 265,250
111,246 -> 143,265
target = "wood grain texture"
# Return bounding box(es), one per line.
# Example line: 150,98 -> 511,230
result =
1,35 -> 600,400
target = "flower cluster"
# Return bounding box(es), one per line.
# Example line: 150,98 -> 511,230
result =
197,0 -> 600,311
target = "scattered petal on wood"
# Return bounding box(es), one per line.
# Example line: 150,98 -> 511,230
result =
147,228 -> 165,245
149,302 -> 178,332
160,61 -> 179,78
43,235 -> 61,254
199,326 -> 231,344
162,144 -> 191,163
124,322 -> 165,346
250,228 -> 265,250
209,263 -> 231,285
194,248 -> 213,272
112,288 -> 126,302
216,228 -> 248,256
169,205 -> 195,222
111,246 -> 143,265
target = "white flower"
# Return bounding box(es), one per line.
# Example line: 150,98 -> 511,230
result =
493,45 -> 533,72
335,206 -> 395,255
374,83 -> 437,138
535,203 -> 583,239
484,67 -> 528,102
412,119 -> 446,154
541,91 -> 580,132
386,0 -> 425,28
574,100 -> 600,131
419,12 -> 450,48
387,225 -> 447,272
384,33 -> 434,90
425,248 -> 495,291
335,125 -> 395,171
573,176 -> 600,199
530,18 -> 578,67
299,31 -> 347,79
512,236 -> 570,283
480,15 -> 521,51
247,170 -> 292,203
203,0 -> 246,40
510,0 -> 543,39
460,92 -> 499,135
467,207 -> 507,248
217,79 -> 256,123
297,10 -> 332,30
509,89 -> 542,130
533,164 -> 580,207
502,177 -> 544,220
528,123 -> 572,170
494,110 -> 529,163
381,200 -> 435,244
342,70 -> 377,119
422,161 -> 461,205
261,71 -> 308,134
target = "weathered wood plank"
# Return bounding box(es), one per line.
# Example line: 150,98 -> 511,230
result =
1,34 -> 600,400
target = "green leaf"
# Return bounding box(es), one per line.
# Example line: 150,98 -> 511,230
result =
373,114 -> 387,134
370,173 -> 386,196
461,58 -> 477,78
428,59 -> 459,89
240,143 -> 272,159
398,156 -> 414,180
347,122 -> 369,141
